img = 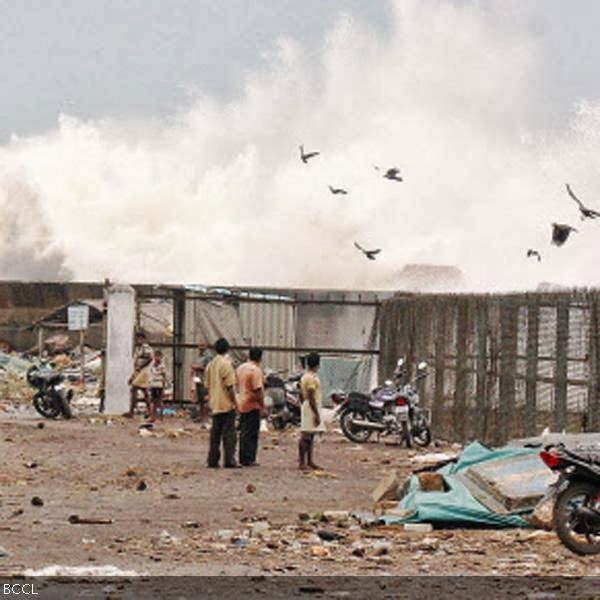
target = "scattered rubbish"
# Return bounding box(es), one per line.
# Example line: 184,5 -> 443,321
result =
231,506 -> 244,513
383,442 -> 555,528
0,547 -> 11,558
68,515 -> 113,525
417,472 -> 446,492
23,565 -> 145,577
297,512 -> 310,521
322,511 -> 349,522
317,530 -> 345,542
164,493 -> 180,500
182,521 -> 200,529
10,509 -> 24,518
372,470 -> 401,505
403,523 -> 433,533
37,423 -> 45,430
246,483 -> 256,494
136,480 -> 148,491
251,521 -> 270,535
30,496 -> 44,507
309,545 -> 330,558
373,541 -> 392,556
24,461 -> 38,469
216,530 -> 235,540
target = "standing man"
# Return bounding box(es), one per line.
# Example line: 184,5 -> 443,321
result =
236,347 -> 265,467
298,352 -> 325,471
204,338 -> 239,468
190,340 -> 213,426
126,331 -> 153,418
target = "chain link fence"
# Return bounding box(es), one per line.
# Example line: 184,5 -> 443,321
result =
379,291 -> 600,445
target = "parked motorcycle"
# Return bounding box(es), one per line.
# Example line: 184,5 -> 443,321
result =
540,444 -> 600,555
27,364 -> 73,419
264,371 -> 301,430
338,358 -> 431,447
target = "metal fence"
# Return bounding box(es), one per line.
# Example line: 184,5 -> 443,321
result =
136,286 -> 384,405
379,291 -> 600,445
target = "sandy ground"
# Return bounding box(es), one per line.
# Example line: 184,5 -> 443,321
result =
0,413 -> 599,579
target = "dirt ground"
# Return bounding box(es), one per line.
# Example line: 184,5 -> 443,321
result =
0,413 -> 599,579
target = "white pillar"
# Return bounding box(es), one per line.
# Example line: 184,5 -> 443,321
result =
104,284 -> 135,414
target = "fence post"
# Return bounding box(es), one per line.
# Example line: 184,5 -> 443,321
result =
498,298 -> 518,444
554,297 -> 569,431
587,293 -> 600,431
475,298 -> 488,440
172,289 -> 186,405
453,299 -> 469,442
525,296 -> 539,436
433,300 -> 447,437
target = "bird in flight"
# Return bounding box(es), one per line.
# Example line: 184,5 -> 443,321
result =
328,185 -> 348,195
551,223 -> 578,247
526,249 -> 541,262
299,145 -> 320,164
565,183 -> 600,220
382,167 -> 403,182
354,241 -> 381,260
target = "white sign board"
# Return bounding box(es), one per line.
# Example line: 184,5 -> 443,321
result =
68,304 -> 90,331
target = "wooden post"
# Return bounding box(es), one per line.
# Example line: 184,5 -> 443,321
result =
588,292 -> 600,431
38,326 -> 44,358
525,296 -> 539,436
433,300 -> 447,437
172,289 -> 186,405
554,297 -> 569,431
79,329 -> 85,394
498,298 -> 518,444
475,299 -> 488,440
453,299 -> 469,443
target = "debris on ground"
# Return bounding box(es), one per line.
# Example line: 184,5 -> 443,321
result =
379,441 -> 557,528
68,515 -> 114,525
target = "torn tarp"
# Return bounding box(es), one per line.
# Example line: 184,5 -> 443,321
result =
383,442 -> 556,528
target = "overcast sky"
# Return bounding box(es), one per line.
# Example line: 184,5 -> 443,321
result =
2,0 -> 600,140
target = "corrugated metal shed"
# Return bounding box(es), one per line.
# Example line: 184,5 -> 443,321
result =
238,301 -> 296,372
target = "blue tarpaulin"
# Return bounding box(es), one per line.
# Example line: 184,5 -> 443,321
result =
383,442 -> 544,528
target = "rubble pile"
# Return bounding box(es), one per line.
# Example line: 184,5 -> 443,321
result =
0,349 -> 102,411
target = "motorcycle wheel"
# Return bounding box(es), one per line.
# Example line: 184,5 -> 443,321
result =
554,482 -> 600,555
270,415 -> 286,431
412,424 -> 432,447
59,393 -> 72,419
33,392 -> 61,419
401,421 -> 413,448
340,409 -> 372,444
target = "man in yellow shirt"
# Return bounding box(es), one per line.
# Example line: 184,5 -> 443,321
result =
204,338 -> 239,468
299,352 -> 325,471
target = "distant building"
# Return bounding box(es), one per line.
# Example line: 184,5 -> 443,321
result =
536,282 -> 571,292
395,264 -> 466,293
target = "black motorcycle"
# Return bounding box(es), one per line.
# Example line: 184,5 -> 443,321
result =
27,365 -> 73,419
540,444 -> 600,555
264,371 -> 301,430
339,358 -> 431,447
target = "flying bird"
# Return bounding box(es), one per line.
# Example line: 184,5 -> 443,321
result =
382,167 -> 403,182
551,223 -> 578,247
526,249 -> 541,262
299,145 -> 320,164
328,185 -> 348,195
565,183 -> 600,220
354,241 -> 381,261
